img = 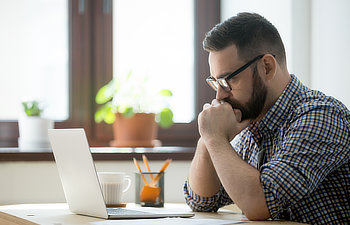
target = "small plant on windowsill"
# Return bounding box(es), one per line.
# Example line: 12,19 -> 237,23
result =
94,71 -> 174,148
22,101 -> 43,117
18,100 -> 54,151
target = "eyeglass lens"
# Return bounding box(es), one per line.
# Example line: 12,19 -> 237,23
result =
206,77 -> 231,92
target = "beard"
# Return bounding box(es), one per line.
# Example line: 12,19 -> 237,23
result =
225,65 -> 268,121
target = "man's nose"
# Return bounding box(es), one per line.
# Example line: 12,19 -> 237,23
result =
215,86 -> 230,100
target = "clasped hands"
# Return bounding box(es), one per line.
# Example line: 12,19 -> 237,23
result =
198,99 -> 252,144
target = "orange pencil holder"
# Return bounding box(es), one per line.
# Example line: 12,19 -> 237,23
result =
135,172 -> 164,207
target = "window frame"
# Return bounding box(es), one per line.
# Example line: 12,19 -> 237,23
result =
0,0 -> 220,148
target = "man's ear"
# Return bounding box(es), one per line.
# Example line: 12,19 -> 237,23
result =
260,54 -> 277,81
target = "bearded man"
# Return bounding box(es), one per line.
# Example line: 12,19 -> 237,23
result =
184,12 -> 350,225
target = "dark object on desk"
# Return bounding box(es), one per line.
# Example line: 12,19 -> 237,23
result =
106,203 -> 126,208
135,172 -> 165,207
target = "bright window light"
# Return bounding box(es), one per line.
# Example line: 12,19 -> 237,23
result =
0,0 -> 69,120
113,0 -> 195,123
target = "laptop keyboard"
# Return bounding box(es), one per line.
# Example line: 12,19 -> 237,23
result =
107,208 -> 151,215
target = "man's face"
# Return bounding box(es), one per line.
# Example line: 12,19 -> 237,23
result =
208,45 -> 268,121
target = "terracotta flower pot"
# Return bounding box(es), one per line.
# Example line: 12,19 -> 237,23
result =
110,113 -> 160,148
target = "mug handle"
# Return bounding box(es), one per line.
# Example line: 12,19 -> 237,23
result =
123,175 -> 131,192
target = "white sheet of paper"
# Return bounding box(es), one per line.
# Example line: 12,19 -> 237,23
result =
89,218 -> 246,225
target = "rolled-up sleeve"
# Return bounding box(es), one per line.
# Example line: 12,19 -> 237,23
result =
260,162 -> 309,219
183,179 -> 233,212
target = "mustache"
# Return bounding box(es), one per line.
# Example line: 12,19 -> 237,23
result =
224,98 -> 244,111
223,98 -> 251,121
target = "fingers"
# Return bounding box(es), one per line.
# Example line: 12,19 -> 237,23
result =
211,99 -> 224,106
203,103 -> 211,110
211,99 -> 219,106
203,99 -> 246,125
203,99 -> 222,110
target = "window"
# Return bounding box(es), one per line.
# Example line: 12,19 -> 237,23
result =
0,0 -> 69,120
113,0 -> 195,123
0,0 -> 219,147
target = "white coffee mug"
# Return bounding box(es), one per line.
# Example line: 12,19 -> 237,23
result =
97,172 -> 131,206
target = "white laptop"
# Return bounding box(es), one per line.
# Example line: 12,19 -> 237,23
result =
48,128 -> 194,219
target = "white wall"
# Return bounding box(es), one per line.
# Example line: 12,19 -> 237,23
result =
291,0 -> 311,86
311,0 -> 350,108
0,161 -> 191,205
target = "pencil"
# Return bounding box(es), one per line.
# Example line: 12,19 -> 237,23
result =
159,159 -> 172,173
150,159 -> 172,186
142,154 -> 154,180
133,158 -> 149,185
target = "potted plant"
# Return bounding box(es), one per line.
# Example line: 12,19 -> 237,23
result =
18,100 -> 54,150
94,72 -> 173,147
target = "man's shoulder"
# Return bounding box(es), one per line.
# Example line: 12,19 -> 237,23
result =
291,89 -> 349,118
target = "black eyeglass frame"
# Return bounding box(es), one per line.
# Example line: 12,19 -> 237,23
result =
206,54 -> 271,92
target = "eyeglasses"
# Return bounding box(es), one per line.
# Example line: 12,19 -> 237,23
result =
206,54 -> 265,92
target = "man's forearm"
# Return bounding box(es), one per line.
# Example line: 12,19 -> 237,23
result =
188,138 -> 221,197
205,138 -> 270,220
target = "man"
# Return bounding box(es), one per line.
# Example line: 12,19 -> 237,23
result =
184,12 -> 350,224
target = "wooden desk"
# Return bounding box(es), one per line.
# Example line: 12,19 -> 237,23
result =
0,203 -> 304,225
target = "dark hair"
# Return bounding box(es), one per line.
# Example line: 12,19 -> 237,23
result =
203,12 -> 286,66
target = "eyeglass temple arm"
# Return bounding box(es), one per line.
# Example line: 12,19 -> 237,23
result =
226,55 -> 264,80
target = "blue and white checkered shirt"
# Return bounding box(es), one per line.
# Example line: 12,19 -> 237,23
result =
184,74 -> 350,224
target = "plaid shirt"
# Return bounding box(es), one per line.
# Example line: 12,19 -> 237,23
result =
184,74 -> 350,224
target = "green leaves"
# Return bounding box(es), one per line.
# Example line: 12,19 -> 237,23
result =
159,89 -> 172,97
22,101 -> 43,117
118,105 -> 134,118
157,108 -> 173,128
95,78 -> 121,124
94,103 -> 116,124
95,79 -> 120,104
104,111 -> 116,124
94,72 -> 174,128
95,85 -> 111,104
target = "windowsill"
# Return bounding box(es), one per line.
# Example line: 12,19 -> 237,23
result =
0,147 -> 195,162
